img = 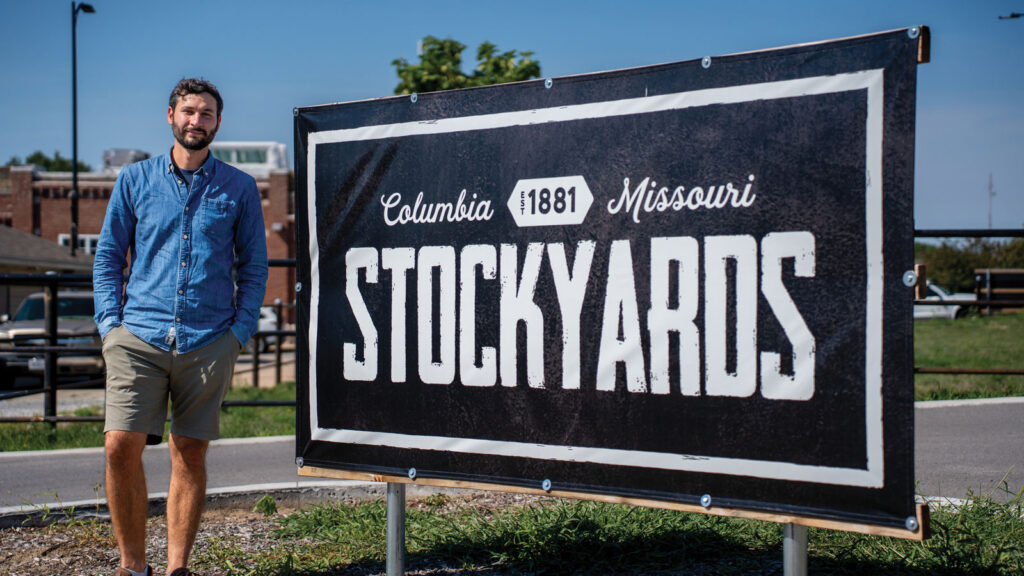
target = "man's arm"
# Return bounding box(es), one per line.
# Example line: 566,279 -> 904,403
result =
92,172 -> 135,340
230,179 -> 269,346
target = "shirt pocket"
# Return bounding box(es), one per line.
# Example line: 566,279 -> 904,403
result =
200,196 -> 237,235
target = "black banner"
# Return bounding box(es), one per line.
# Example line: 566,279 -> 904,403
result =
295,28 -> 924,530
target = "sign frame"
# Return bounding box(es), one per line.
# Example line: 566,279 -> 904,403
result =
294,27 -> 930,539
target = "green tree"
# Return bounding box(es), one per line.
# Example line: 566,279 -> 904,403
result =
4,150 -> 91,172
997,238 -> 1024,268
916,238 -> 1024,292
917,241 -> 980,292
392,36 -> 541,95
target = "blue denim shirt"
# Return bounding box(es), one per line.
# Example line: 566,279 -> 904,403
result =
93,151 -> 268,353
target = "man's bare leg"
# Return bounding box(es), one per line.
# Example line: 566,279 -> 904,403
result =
166,433 -> 209,572
105,430 -> 149,573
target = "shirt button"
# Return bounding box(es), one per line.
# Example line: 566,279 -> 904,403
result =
178,290 -> 183,295
185,206 -> 189,211
183,234 -> 188,240
176,318 -> 181,322
181,261 -> 186,267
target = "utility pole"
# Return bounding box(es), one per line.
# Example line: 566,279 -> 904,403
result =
71,1 -> 96,256
987,173 -> 995,229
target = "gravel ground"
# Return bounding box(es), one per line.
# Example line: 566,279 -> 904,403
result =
1,508 -> 272,576
0,493 -> 545,576
0,487 -> 540,573
0,492 -> 781,576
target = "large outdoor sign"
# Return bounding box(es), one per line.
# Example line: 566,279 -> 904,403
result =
296,28 -> 927,533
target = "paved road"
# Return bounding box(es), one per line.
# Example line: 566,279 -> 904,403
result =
0,436 -> 332,512
1,399 -> 1022,513
914,398 -> 1024,501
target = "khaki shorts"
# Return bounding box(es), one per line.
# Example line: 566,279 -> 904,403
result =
102,325 -> 240,443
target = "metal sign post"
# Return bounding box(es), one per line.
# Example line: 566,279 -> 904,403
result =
783,523 -> 808,576
386,482 -> 406,576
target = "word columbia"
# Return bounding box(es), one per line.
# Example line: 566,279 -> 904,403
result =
380,190 -> 495,226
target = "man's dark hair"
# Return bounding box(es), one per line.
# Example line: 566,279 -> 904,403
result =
169,78 -> 223,117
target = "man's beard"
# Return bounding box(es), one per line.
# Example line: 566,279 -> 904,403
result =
173,121 -> 218,151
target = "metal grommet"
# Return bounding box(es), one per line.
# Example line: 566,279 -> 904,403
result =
541,479 -> 552,492
295,457 -> 304,468
295,282 -> 303,293
902,270 -> 917,287
907,27 -> 920,39
408,467 -> 417,480
701,56 -> 712,69
410,93 -> 418,103
905,516 -> 919,531
293,107 -> 300,117
544,78 -> 553,89
700,494 -> 712,508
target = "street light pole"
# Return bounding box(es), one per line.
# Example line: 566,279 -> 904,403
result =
71,1 -> 95,257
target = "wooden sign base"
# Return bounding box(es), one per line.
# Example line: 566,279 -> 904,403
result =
299,466 -> 929,541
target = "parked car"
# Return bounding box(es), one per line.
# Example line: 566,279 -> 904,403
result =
913,282 -> 974,320
0,291 -> 104,388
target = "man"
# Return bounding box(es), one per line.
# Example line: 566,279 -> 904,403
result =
93,78 -> 268,576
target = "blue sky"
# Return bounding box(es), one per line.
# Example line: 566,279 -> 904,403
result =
1,0 -> 1021,230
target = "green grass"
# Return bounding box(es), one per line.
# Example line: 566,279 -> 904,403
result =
0,404 -> 106,452
914,312 -> 1024,400
216,380 -> 297,439
0,381 -> 295,452
184,489 -> 1024,575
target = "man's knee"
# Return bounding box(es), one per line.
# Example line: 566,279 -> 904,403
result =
170,434 -> 209,469
105,430 -> 147,469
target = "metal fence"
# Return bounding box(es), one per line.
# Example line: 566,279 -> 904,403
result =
913,228 -> 1024,377
0,259 -> 298,425
3,228 -> 1023,426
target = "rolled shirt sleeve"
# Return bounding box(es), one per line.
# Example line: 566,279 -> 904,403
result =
93,171 -> 135,340
229,178 -> 269,347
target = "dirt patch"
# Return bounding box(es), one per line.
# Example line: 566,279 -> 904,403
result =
1,509 -> 264,576
0,492 -> 544,576
1,491 -> 770,575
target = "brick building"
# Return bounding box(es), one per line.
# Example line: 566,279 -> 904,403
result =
0,160 -> 295,320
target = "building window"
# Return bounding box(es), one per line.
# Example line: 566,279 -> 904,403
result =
237,149 -> 267,163
32,191 -> 40,234
58,233 -> 100,255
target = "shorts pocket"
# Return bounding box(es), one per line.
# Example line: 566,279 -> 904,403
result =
101,324 -> 125,350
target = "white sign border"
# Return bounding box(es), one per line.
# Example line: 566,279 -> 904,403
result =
305,69 -> 886,488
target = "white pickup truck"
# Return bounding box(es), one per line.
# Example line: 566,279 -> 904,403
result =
914,282 -> 974,320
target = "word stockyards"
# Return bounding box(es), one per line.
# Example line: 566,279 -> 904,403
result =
339,233 -> 817,402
